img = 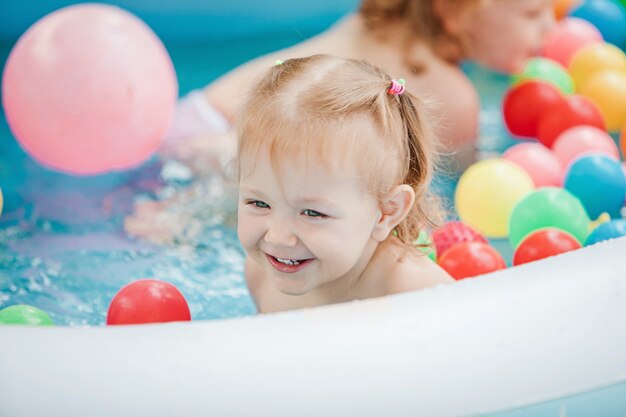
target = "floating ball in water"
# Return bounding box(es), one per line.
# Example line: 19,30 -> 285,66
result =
569,0 -> 626,49
107,279 -> 191,325
0,305 -> 54,326
509,187 -> 591,249
563,153 -> 626,219
438,242 -> 506,280
542,18 -> 603,67
1,4 -> 177,175
431,221 -> 488,260
585,219 -> 626,245
536,95 -> 605,147
455,159 -> 534,238
502,81 -> 565,138
502,143 -> 563,187
552,125 -> 620,168
569,43 -> 626,91
513,228 -> 581,266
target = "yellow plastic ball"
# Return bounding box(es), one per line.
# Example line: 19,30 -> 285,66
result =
581,70 -> 626,131
455,159 -> 535,238
569,43 -> 626,92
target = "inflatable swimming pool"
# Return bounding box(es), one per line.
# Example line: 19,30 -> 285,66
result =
1,1 -> 625,416
1,237 -> 625,416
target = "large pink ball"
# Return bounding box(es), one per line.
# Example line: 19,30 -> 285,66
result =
1,4 -> 177,175
552,125 -> 620,169
542,18 -> 603,68
502,142 -> 564,187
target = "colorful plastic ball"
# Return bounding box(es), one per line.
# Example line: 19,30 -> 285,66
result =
569,0 -> 626,49
552,125 -> 620,168
1,4 -> 177,175
508,187 -> 590,249
414,230 -> 436,262
512,228 -> 581,266
502,81 -> 565,138
563,154 -> 626,219
512,57 -> 574,94
455,159 -> 534,238
542,18 -> 603,67
554,0 -> 578,19
536,94 -> 605,147
585,219 -> 626,245
580,70 -> 626,131
502,143 -> 563,187
0,305 -> 54,326
569,43 -> 626,91
431,221 -> 488,260
438,242 -> 506,280
107,279 -> 191,325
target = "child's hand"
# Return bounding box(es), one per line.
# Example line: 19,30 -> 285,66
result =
163,89 -> 230,147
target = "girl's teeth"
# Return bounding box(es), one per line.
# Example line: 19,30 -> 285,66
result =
276,257 -> 300,266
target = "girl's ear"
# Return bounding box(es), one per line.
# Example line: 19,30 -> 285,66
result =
371,185 -> 416,242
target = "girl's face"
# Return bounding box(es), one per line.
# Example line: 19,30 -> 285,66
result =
237,149 -> 383,296
460,0 -> 555,73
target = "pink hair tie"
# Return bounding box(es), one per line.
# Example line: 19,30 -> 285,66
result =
387,78 -> 406,95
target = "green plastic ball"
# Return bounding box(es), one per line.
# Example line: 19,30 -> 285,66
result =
512,57 -> 574,94
508,187 -> 590,249
0,305 -> 55,326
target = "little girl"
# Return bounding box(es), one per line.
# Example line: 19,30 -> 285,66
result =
236,55 -> 453,313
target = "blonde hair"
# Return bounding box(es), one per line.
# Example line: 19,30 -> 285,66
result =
359,0 -> 483,64
236,54 -> 442,246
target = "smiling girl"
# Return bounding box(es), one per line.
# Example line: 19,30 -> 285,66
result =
236,55 -> 453,313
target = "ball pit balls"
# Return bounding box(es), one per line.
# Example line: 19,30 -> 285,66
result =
438,242 -> 506,280
542,18 -> 603,67
502,143 -> 563,187
502,81 -> 565,138
585,219 -> 626,245
107,279 -> 191,325
536,94 -> 605,148
0,305 -> 54,326
568,43 -> 626,91
508,187 -> 591,249
455,159 -> 534,238
431,221 -> 488,260
569,0 -> 626,49
512,57 -> 574,94
580,70 -> 626,131
513,228 -> 581,266
552,125 -> 620,168
563,153 -> 626,219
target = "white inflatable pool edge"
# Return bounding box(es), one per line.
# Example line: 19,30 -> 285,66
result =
1,237 -> 625,417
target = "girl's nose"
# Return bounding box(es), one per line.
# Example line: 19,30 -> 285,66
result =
264,218 -> 298,247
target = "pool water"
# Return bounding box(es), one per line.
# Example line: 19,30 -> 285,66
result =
0,25 -> 517,326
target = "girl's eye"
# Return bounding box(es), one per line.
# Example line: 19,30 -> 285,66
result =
247,200 -> 270,209
302,209 -> 326,218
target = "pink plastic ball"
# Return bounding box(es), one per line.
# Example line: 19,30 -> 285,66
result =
542,18 -> 603,67
502,143 -> 564,187
552,125 -> 620,168
2,4 -> 177,175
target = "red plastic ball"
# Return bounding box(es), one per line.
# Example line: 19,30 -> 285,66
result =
513,228 -> 581,266
537,95 -> 605,148
107,279 -> 191,325
503,81 -> 565,138
432,221 -> 488,260
438,242 -> 507,280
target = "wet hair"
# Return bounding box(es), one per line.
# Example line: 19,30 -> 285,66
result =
236,54 -> 443,247
359,0 -> 483,65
